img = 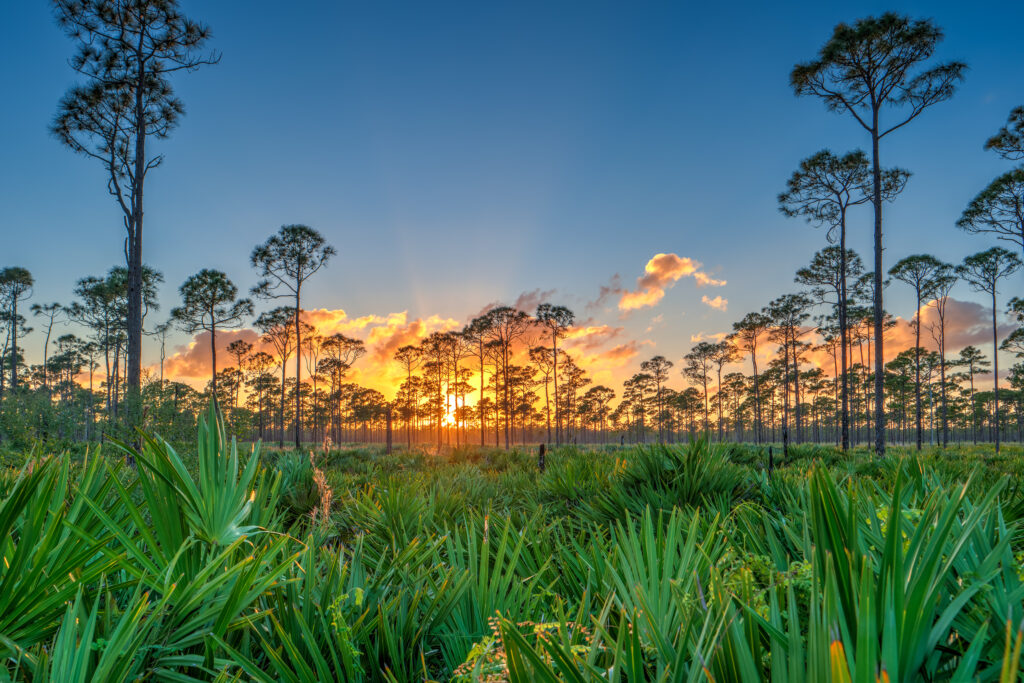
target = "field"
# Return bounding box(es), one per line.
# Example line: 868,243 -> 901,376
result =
3,407 -> 1024,682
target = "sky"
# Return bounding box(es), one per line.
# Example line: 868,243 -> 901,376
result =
2,0 -> 1023,395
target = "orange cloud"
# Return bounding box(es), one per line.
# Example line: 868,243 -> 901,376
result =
310,309 -> 464,393
689,331 -> 728,343
911,298 -> 1014,354
600,342 -> 651,363
563,324 -> 624,351
164,329 -> 261,380
156,301 -> 664,401
159,309 -> 462,396
694,272 -> 726,288
570,339 -> 654,386
701,295 -> 728,311
617,253 -> 725,311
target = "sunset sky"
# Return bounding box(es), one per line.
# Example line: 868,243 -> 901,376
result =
3,0 -> 1023,395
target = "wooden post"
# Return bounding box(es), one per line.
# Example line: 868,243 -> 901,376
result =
386,405 -> 393,455
538,443 -> 546,473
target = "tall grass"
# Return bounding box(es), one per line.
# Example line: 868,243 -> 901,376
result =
2,406 -> 1023,681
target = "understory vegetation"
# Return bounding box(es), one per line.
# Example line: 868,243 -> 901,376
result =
3,407 -> 1024,681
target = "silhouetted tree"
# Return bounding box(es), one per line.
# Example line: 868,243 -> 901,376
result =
255,307 -> 297,447
709,344 -> 736,442
488,307 -> 531,449
171,269 -> 253,400
683,341 -> 716,434
1003,298 -> 1024,359
420,332 -> 449,448
957,170 -> 1024,258
464,313 -> 495,446
558,353 -> 589,442
67,274 -> 119,415
792,13 -> 966,455
781,150 -> 908,449
889,254 -> 943,450
957,247 -> 1022,453
986,107 -> 1024,160
625,373 -> 651,441
766,294 -> 812,447
30,302 -> 64,390
394,344 -> 421,447
0,268 -> 33,391
641,355 -> 673,443
52,0 -> 219,423
795,246 -> 865,450
320,332 -> 364,444
535,303 -> 574,445
246,350 -> 275,439
66,266 -> 160,422
731,312 -> 772,444
926,264 -> 957,446
955,345 -> 990,444
226,339 -> 253,408
151,320 -> 172,390
582,385 -> 615,442
446,331 -> 473,446
529,345 -> 555,443
251,225 -> 335,447
963,103 -> 1024,258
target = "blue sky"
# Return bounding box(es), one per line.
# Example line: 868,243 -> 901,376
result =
2,0 -> 1022,386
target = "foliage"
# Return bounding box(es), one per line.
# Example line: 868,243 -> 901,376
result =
4,407 -> 1024,681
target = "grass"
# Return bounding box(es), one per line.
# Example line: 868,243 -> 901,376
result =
2,409 -> 1024,681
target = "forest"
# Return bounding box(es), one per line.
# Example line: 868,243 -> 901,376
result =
3,2 -> 1024,681
4,242 -> 1023,455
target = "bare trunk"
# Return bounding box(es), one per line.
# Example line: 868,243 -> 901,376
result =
751,349 -> 761,444
210,320 -> 218,403
969,368 -> 976,445
407,367 -> 413,449
792,335 -> 802,444
914,290 -> 923,450
839,212 -> 850,451
503,345 -> 510,450
126,36 -> 147,432
544,373 -> 551,443
294,288 -> 302,448
42,320 -> 53,390
716,367 -> 723,442
871,120 -> 885,456
992,293 -> 1001,454
552,332 -> 560,445
279,360 -> 286,448
479,341 -> 485,447
10,299 -> 18,389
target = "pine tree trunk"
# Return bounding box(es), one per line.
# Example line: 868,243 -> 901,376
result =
294,289 -> 302,449
914,289 -> 923,450
871,121 -> 885,456
992,293 -> 1001,454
